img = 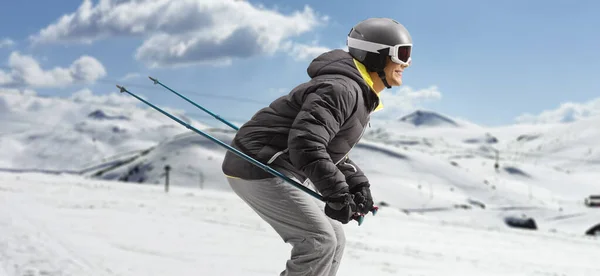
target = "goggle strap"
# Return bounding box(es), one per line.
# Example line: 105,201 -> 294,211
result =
347,37 -> 393,54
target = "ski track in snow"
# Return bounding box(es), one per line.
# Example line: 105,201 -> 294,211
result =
1,172 -> 600,276
0,189 -> 112,276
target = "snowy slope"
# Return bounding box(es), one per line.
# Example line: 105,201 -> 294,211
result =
1,172 -> 599,276
363,113 -> 600,235
80,123 -> 600,236
2,90 -> 600,275
2,90 -> 600,237
367,113 -> 600,172
92,129 -> 234,191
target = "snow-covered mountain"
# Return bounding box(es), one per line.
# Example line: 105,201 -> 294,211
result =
1,90 -> 600,238
90,129 -> 235,192
1,89 -> 600,275
0,89 -> 209,171
398,109 -> 460,127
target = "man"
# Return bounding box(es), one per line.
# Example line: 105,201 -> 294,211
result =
221,17 -> 412,275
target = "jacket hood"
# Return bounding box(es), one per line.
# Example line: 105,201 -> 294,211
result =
307,49 -> 368,89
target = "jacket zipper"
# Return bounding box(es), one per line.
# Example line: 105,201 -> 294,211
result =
334,117 -> 370,166
335,99 -> 375,166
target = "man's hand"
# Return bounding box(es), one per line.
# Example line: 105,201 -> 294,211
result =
351,183 -> 374,214
324,192 -> 357,224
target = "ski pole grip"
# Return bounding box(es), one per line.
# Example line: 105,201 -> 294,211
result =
352,206 -> 379,226
352,213 -> 365,226
371,206 -> 379,215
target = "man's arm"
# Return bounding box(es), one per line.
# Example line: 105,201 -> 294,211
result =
287,83 -> 356,198
337,157 -> 369,191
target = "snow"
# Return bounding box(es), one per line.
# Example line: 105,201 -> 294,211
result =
1,90 -> 600,275
1,172 -> 600,276
398,109 -> 461,127
91,130 -> 234,191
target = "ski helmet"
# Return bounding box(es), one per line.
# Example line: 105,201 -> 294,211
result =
347,18 -> 413,89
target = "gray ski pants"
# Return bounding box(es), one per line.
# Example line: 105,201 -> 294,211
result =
227,176 -> 346,276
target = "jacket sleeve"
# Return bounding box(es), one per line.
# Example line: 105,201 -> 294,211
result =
288,83 -> 356,198
337,157 -> 369,192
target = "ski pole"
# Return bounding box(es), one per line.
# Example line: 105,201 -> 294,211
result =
116,84 -> 368,225
148,76 -> 239,131
146,77 -> 379,217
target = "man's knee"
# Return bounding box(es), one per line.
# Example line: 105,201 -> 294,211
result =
327,220 -> 346,245
313,228 -> 339,257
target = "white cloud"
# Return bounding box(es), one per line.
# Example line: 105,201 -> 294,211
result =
30,0 -> 328,67
0,38 -> 15,48
375,85 -> 442,119
69,88 -> 140,107
120,72 -> 142,81
283,41 -> 331,61
516,97 -> 600,124
0,51 -> 106,88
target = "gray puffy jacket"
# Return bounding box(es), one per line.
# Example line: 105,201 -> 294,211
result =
221,49 -> 379,197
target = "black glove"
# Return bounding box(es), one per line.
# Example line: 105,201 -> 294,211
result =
350,183 -> 373,214
324,192 -> 357,224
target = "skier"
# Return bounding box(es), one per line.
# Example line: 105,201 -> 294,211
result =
221,17 -> 412,275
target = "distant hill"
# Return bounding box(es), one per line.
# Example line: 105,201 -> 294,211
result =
398,110 -> 460,127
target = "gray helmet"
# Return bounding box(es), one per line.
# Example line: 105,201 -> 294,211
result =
347,18 -> 413,88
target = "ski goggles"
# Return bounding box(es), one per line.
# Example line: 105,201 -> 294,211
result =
347,36 -> 412,66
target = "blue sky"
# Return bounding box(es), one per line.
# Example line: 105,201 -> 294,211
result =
1,0 -> 599,127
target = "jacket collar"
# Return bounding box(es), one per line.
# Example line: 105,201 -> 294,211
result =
353,59 -> 383,112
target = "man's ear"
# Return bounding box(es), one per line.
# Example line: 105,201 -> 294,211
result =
385,56 -> 393,67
